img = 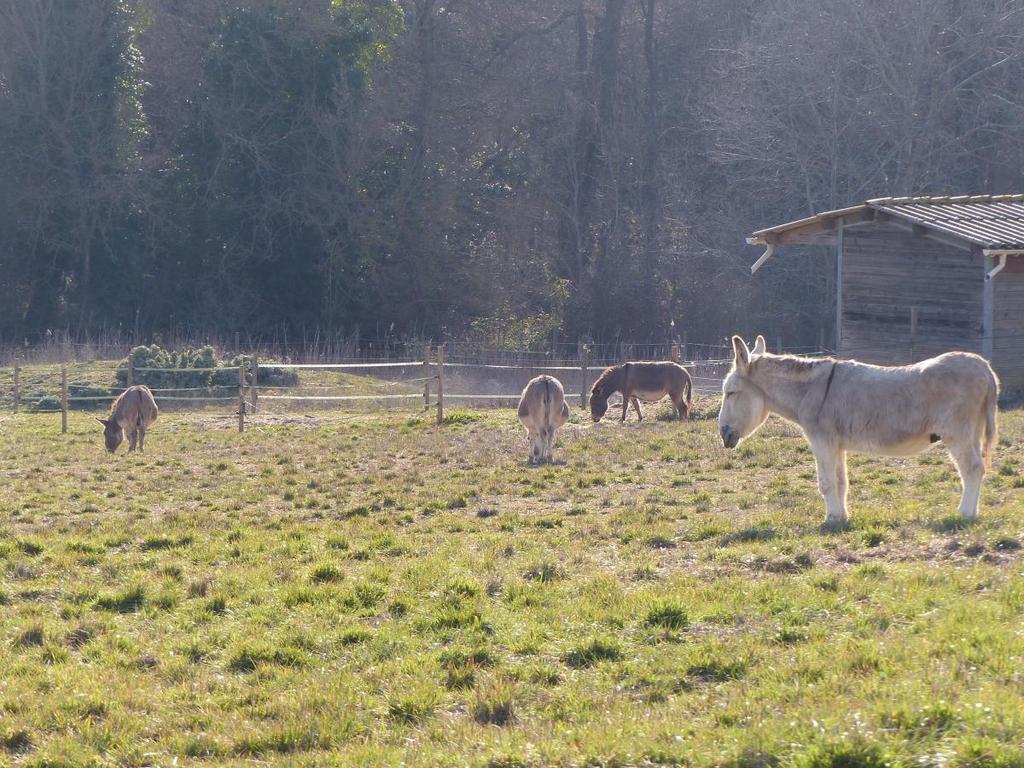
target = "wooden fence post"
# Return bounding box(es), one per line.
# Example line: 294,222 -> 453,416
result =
61,364 -> 68,434
818,327 -> 825,354
251,356 -> 259,413
776,335 -> 783,354
579,343 -> 590,409
435,344 -> 445,425
127,355 -> 134,387
13,364 -> 19,412
423,344 -> 432,410
238,364 -> 245,433
909,307 -> 919,363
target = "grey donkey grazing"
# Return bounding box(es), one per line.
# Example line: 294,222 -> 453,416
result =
98,385 -> 159,453
517,375 -> 571,464
718,335 -> 999,525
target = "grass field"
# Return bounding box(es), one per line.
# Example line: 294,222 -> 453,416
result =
1,403 -> 1022,767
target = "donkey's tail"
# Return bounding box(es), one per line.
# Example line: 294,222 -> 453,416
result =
684,374 -> 692,409
982,368 -> 999,470
541,377 -> 554,438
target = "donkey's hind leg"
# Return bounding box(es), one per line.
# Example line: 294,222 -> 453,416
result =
138,427 -> 146,453
673,392 -> 688,420
543,427 -> 555,463
127,428 -> 138,453
948,438 -> 984,520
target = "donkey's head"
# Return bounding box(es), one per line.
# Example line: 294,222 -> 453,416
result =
718,335 -> 768,448
589,366 -> 623,422
97,418 -> 124,453
528,431 -> 544,464
589,382 -> 610,422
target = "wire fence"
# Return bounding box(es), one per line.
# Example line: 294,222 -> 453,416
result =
0,343 -> 852,433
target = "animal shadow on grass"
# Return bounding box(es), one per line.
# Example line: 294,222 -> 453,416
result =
928,513 -> 977,534
523,457 -> 566,468
720,525 -> 777,545
818,518 -> 853,535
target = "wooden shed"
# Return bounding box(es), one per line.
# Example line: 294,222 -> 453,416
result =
747,194 -> 1024,388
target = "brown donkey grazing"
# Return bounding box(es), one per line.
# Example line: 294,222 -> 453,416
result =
590,361 -> 693,423
98,385 -> 158,453
517,375 -> 571,464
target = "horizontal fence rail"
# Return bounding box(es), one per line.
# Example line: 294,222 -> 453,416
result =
0,341 -> 785,432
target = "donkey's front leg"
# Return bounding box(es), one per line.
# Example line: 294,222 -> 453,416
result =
835,449 -> 848,516
809,438 -> 847,525
631,397 -> 643,422
620,395 -> 630,423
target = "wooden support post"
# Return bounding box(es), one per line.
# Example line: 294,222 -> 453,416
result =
435,344 -> 445,425
423,344 -> 432,410
681,332 -> 688,363
238,364 -> 245,433
579,343 -> 590,409
671,343 -> 681,363
776,335 -> 783,354
251,356 -> 258,413
909,307 -> 919,363
13,364 -> 19,412
61,364 -> 68,434
818,327 -> 825,354
127,355 -> 134,387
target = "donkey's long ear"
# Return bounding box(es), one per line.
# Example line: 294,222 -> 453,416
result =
96,418 -> 109,427
752,335 -> 767,354
732,335 -> 750,371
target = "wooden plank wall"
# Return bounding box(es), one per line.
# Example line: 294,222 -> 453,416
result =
992,261 -> 1024,388
840,224 -> 983,365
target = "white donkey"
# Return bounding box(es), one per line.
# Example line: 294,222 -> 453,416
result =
718,335 -> 999,524
517,375 -> 571,464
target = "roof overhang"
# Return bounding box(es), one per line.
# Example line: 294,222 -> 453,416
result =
748,204 -> 872,248
748,196 -> 1024,274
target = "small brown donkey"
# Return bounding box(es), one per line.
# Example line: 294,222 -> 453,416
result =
518,375 -> 571,464
590,361 -> 693,423
98,385 -> 158,453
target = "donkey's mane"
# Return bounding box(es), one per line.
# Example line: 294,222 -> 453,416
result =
750,353 -> 836,379
107,387 -> 128,417
591,364 -> 623,392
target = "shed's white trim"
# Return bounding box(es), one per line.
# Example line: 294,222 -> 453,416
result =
985,253 -> 1008,281
749,243 -> 775,274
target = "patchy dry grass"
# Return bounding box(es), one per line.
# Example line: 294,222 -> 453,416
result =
0,404 -> 1022,767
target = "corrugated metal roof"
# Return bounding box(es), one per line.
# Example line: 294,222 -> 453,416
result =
869,194 -> 1024,249
751,194 -> 1024,250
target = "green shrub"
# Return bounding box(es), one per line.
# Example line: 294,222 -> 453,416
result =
28,393 -> 61,412
114,345 -> 297,392
644,601 -> 689,631
66,384 -> 115,411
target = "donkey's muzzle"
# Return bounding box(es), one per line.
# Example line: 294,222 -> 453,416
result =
720,426 -> 739,449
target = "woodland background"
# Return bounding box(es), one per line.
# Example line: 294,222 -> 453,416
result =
3,0 -> 1024,349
